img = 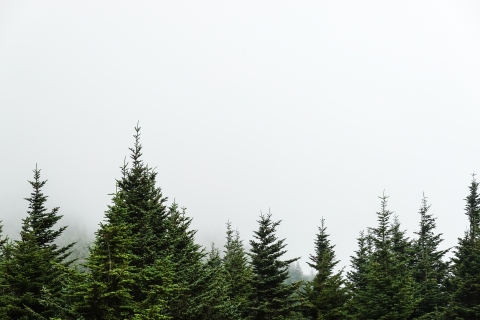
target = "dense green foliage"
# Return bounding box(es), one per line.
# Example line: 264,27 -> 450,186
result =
447,175 -> 480,319
302,218 -> 349,319
248,212 -> 301,319
1,125 -> 480,319
0,168 -> 74,319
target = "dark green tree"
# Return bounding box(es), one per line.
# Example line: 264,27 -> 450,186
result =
447,175 -> 480,319
223,221 -> 252,318
76,125 -> 197,319
353,194 -> 418,320
0,167 -> 74,319
347,230 -> 371,295
248,211 -> 300,320
76,190 -> 142,319
303,218 -> 349,320
193,244 -> 241,320
0,221 -> 10,319
411,195 -> 449,319
0,221 -> 7,252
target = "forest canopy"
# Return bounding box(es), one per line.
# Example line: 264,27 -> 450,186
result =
1,125 -> 479,319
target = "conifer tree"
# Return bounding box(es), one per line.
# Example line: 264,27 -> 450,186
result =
223,221 -> 252,317
0,221 -> 10,319
77,125 -> 198,319
116,125 -> 170,269
76,190 -> 142,319
448,175 -> 480,319
164,202 -> 205,320
347,230 -> 372,296
0,167 -> 74,319
193,244 -> 241,320
0,221 -> 7,252
303,218 -> 349,320
353,194 -> 417,319
285,261 -> 306,284
411,195 -> 449,319
248,211 -> 300,320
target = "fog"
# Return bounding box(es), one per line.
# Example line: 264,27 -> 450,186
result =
1,1 -> 480,271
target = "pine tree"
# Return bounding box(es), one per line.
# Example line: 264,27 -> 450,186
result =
223,221 -> 252,317
287,262 -> 302,284
192,244 -> 242,320
448,175 -> 480,319
248,211 -> 301,320
0,221 -> 7,252
353,194 -> 417,320
164,202 -> 206,320
116,125 -> 170,269
411,194 -> 449,319
76,190 -> 140,319
76,125 -> 193,319
347,230 -> 371,295
0,221 -> 11,319
303,218 -> 349,320
0,167 -> 74,319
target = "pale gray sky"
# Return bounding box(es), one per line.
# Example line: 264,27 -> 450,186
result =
1,1 -> 480,271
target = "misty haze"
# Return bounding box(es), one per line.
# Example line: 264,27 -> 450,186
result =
1,1 -> 480,319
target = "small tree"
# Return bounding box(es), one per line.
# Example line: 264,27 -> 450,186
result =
411,194 -> 449,319
448,175 -> 480,318
223,221 -> 252,318
303,218 -> 349,320
164,202 -> 205,320
248,211 -> 300,320
194,244 -> 241,320
0,167 -> 74,318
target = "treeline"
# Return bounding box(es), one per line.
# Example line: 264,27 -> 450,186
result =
1,126 -> 480,319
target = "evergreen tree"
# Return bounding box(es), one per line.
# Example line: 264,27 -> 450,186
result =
285,261 -> 306,285
447,175 -> 480,319
76,125 -> 195,319
76,190 -> 141,319
115,126 -> 170,270
303,218 -> 349,320
0,221 -> 7,252
391,215 -> 413,264
248,211 -> 300,320
0,167 -> 74,319
0,221 -> 11,319
411,195 -> 449,319
193,244 -> 241,320
347,230 -> 372,296
223,221 -> 252,317
164,202 -> 206,320
353,194 -> 417,320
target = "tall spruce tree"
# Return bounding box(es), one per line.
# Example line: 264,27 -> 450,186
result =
248,211 -> 300,320
353,194 -> 417,320
0,167 -> 74,319
77,125 -> 200,319
448,175 -> 480,319
223,221 -> 252,318
303,218 -> 349,320
411,194 -> 449,319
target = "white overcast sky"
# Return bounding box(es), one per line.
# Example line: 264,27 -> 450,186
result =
1,1 -> 480,271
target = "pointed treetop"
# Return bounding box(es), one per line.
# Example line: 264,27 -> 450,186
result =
129,122 -> 143,165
